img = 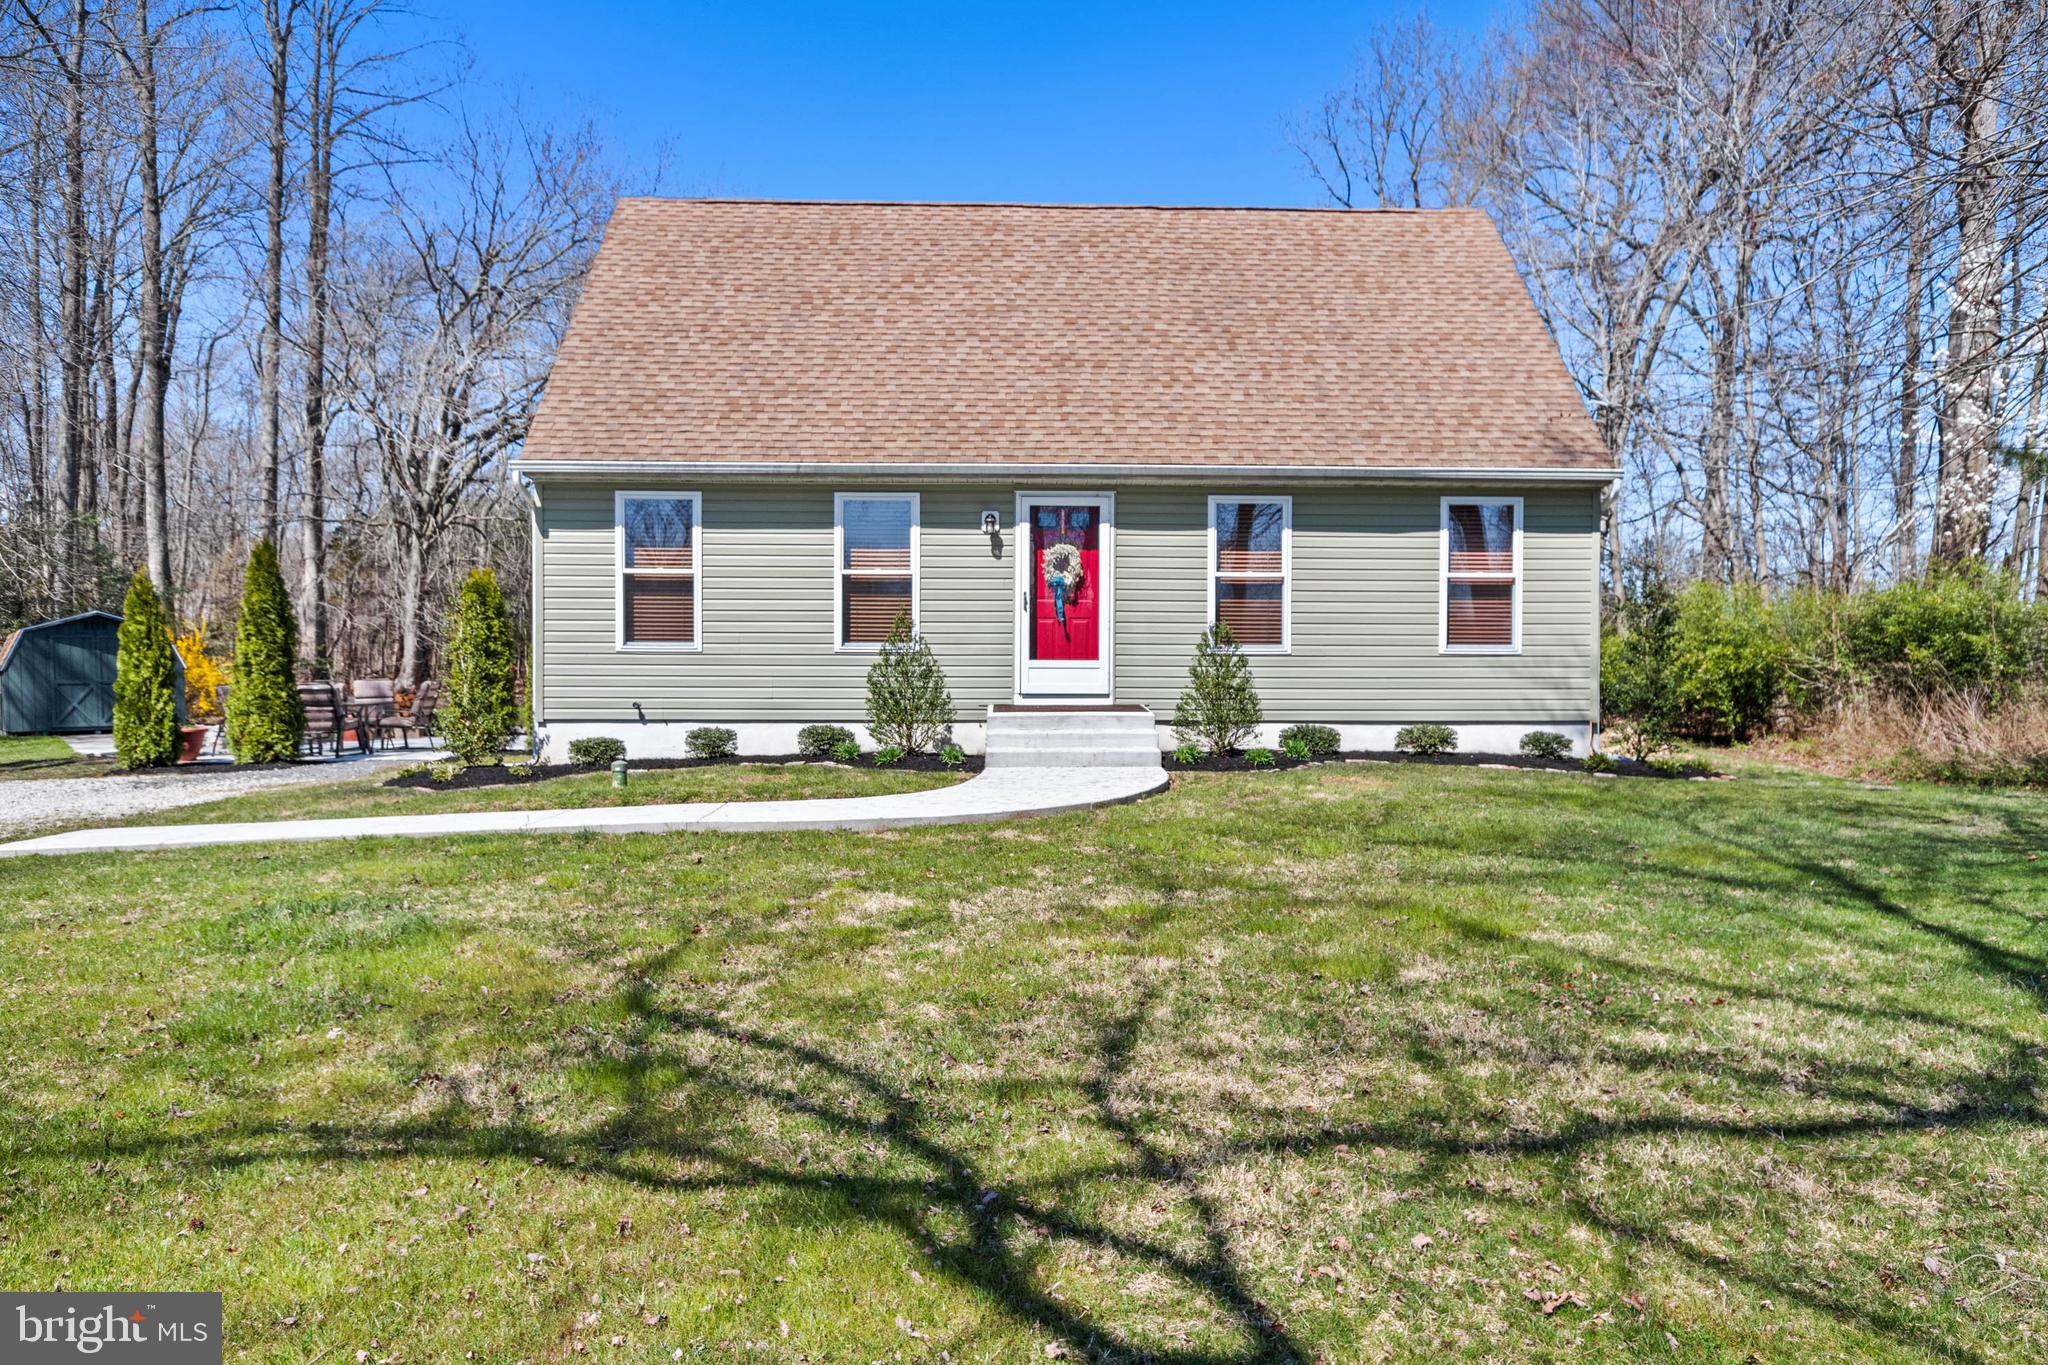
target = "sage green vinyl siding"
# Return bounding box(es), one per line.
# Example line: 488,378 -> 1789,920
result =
537,481 -> 1012,720
535,479 -> 1599,724
1115,486 -> 1599,723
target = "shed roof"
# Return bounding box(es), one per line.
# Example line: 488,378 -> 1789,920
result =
0,610 -> 122,673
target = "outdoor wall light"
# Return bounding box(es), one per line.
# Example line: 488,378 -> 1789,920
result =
980,510 -> 1000,535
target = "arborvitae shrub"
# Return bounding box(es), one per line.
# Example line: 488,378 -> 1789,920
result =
113,569 -> 179,769
227,539 -> 304,762
439,569 -> 518,765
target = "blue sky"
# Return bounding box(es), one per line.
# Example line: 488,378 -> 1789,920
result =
436,1 -> 1497,206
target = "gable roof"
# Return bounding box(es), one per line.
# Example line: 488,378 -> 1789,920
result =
518,199 -> 1611,476
0,610 -> 122,673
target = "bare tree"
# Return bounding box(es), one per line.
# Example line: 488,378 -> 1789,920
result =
337,121 -> 608,685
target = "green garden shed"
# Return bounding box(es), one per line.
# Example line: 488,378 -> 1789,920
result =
0,610 -> 185,734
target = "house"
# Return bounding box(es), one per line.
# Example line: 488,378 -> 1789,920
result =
513,199 -> 1614,760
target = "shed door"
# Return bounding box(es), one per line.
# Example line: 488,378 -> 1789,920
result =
51,626 -> 116,731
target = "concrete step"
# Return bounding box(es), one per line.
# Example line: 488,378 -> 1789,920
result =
984,706 -> 1162,770
982,746 -> 1164,769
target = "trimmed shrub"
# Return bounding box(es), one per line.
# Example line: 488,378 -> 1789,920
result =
567,737 -> 626,767
1519,730 -> 1573,760
227,539 -> 303,763
797,723 -> 856,757
439,569 -> 519,765
1172,622 -> 1263,755
865,612 -> 955,753
686,726 -> 738,759
113,569 -> 180,769
1394,723 -> 1457,755
1278,723 -> 1340,757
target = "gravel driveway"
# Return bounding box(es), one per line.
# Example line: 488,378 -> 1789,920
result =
0,764 -> 379,839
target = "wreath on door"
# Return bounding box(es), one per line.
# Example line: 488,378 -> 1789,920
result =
1041,542 -> 1085,625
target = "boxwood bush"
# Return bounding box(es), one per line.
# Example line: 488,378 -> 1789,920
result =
1277,723 -> 1341,757
1394,723 -> 1458,755
797,723 -> 856,757
567,737 -> 626,767
686,726 -> 739,759
1519,730 -> 1573,760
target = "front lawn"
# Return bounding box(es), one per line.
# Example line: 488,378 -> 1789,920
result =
118,761 -> 964,827
0,765 -> 2040,1361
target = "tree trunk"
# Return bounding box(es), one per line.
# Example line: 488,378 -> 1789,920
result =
55,0 -> 90,596
1931,12 -> 2010,566
395,520 -> 427,689
115,0 -> 175,602
259,0 -> 293,542
1895,108 -> 1932,579
300,10 -> 336,675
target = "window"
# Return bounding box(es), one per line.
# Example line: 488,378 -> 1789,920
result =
1441,496 -> 1521,652
617,492 -> 699,649
835,493 -> 919,647
1208,496 -> 1290,651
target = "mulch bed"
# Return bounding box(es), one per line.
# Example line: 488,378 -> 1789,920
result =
1164,749 -> 1715,779
382,752 -> 984,791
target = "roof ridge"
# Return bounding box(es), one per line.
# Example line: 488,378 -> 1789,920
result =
614,196 -> 1485,217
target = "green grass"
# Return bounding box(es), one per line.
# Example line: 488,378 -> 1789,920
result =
0,733 -> 110,780
0,763 -> 2041,1362
121,761 -> 963,825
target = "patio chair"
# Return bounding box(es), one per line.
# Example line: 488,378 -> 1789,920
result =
372,679 -> 438,751
350,678 -> 397,748
296,682 -> 347,757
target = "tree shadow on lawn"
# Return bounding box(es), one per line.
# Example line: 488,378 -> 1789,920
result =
59,948 -> 2045,1364
28,777 -> 2047,1359
1658,805 -> 2048,1008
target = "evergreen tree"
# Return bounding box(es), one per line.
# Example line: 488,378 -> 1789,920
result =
1172,621 -> 1264,754
439,568 -> 518,765
112,568 -> 180,769
864,611 -> 955,752
228,539 -> 304,762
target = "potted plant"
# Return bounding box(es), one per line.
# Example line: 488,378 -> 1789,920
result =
176,724 -> 210,763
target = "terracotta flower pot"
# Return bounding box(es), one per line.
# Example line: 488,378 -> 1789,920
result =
176,725 -> 209,763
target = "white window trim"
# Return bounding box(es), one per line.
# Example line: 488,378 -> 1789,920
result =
1206,494 -> 1292,654
833,492 -> 921,652
615,489 -> 702,653
1439,494 -> 1523,655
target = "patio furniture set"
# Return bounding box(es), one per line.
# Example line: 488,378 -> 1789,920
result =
298,679 -> 439,757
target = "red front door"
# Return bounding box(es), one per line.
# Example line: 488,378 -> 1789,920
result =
1029,503 -> 1101,662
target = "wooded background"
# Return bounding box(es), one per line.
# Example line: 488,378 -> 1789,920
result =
2,0 -> 2044,696
0,0 -> 637,686
1299,0 -> 2048,599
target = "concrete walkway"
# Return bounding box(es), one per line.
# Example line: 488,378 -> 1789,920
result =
0,766 -> 1168,858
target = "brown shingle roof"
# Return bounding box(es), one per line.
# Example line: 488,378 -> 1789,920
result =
519,199 -> 1610,473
